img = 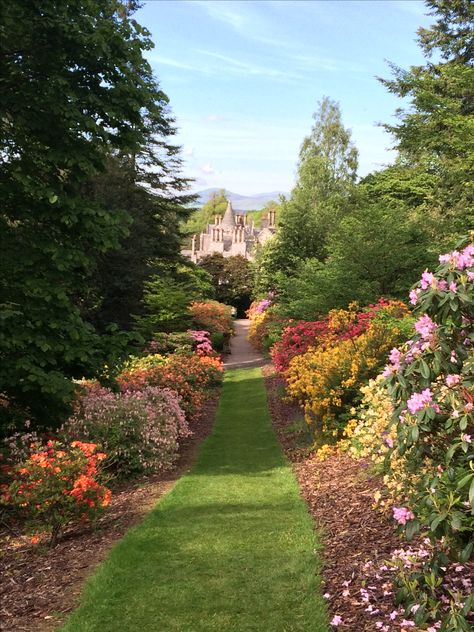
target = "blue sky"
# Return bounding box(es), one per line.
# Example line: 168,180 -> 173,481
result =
137,1 -> 433,195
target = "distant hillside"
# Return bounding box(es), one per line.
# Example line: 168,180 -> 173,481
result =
194,188 -> 288,211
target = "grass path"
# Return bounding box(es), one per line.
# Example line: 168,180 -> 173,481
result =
60,368 -> 328,632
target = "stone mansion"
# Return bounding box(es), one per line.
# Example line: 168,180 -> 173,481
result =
182,200 -> 277,263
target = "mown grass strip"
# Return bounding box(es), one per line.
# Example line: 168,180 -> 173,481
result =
60,368 -> 328,632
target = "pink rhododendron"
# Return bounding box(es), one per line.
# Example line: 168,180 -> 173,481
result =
406,388 -> 434,414
445,374 -> 461,387
414,314 -> 437,340
393,506 -> 415,525
420,271 -> 436,289
409,288 -> 420,305
461,434 -> 471,444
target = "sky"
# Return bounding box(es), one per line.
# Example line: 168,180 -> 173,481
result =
136,0 -> 433,195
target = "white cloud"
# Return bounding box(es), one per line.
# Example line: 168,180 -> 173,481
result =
198,50 -> 303,80
200,164 -> 215,174
204,115 -> 228,123
148,54 -> 212,75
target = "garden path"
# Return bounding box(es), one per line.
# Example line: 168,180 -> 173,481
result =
223,318 -> 265,369
60,368 -> 327,631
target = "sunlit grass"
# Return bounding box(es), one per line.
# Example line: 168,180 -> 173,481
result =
60,368 -> 328,632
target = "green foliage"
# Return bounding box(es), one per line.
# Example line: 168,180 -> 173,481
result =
380,0 -> 474,241
0,0 -> 191,431
182,189 -> 228,239
84,155 -> 194,332
383,234 -> 474,630
274,97 -> 358,266
198,253 -> 253,314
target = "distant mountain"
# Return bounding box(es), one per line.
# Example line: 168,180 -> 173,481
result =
194,188 -> 288,211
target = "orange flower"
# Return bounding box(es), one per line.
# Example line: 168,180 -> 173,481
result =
31,534 -> 40,545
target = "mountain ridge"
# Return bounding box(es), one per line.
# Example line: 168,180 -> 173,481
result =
194,188 -> 288,211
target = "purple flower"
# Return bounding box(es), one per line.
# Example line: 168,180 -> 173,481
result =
415,314 -> 437,341
420,271 -> 435,289
393,506 -> 415,525
407,388 -> 434,414
446,374 -> 461,387
409,288 -> 420,305
389,347 -> 402,368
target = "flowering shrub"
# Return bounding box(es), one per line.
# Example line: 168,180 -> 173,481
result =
145,332 -> 194,356
117,353 -> 223,420
271,299 -> 409,375
64,386 -> 189,478
285,301 -> 411,442
187,330 -> 214,355
1,440 -> 110,545
122,353 -> 166,371
379,235 -> 474,630
189,301 -> 233,335
271,320 -> 330,373
246,300 -> 288,352
247,298 -> 272,319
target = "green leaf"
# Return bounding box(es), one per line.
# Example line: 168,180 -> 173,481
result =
420,359 -> 431,379
460,542 -> 473,563
469,479 -> 474,507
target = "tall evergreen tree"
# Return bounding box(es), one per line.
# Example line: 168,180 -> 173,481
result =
0,0 -> 191,429
380,0 -> 474,240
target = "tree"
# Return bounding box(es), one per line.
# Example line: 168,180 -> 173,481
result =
380,0 -> 474,240
134,263 -> 213,337
198,254 -> 253,316
275,200 -> 432,320
275,97 -> 358,265
84,153 -> 193,333
0,0 -> 190,430
181,189 -> 228,239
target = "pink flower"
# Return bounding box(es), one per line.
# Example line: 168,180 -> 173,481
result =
389,347 -> 402,369
461,434 -> 472,444
449,281 -> 458,293
415,314 -> 437,340
400,620 -> 415,627
330,615 -> 343,626
420,271 -> 436,289
393,506 -> 415,525
464,402 -> 473,412
407,388 -> 434,414
446,374 -> 461,387
409,288 -> 420,305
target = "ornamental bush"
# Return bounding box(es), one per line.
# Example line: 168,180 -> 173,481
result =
246,299 -> 288,352
63,386 -> 189,478
285,300 -> 411,443
1,440 -> 111,546
117,353 -> 223,420
189,301 -> 233,336
379,235 -> 474,630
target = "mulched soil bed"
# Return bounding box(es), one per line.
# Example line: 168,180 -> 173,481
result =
263,366 -> 415,631
0,393 -> 219,632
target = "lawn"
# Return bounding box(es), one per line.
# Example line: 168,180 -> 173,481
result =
60,367 -> 328,631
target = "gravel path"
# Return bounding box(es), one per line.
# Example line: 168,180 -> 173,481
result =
223,319 -> 266,369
